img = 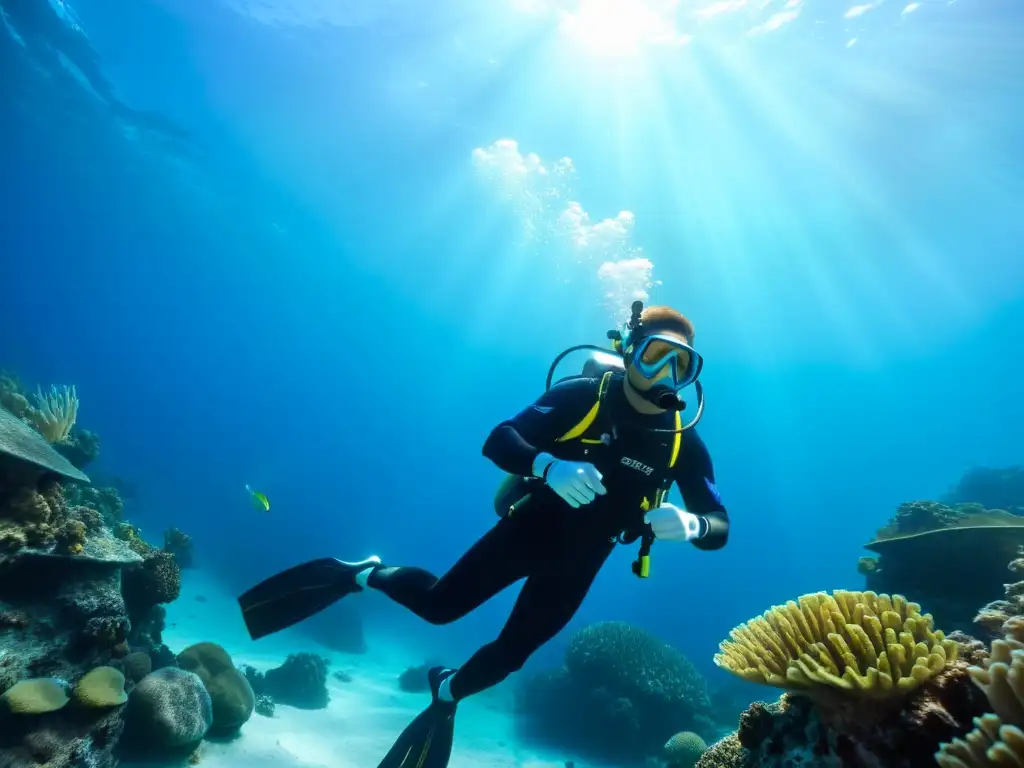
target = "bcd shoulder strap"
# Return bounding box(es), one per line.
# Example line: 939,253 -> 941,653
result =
554,371 -> 614,444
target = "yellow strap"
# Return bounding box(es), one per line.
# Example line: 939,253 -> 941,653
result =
556,372 -> 682,471
668,411 -> 682,468
556,371 -> 613,443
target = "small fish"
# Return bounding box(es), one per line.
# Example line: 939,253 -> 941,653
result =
245,484 -> 270,513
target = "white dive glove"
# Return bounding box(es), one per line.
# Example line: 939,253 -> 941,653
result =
532,452 -> 607,509
645,503 -> 703,542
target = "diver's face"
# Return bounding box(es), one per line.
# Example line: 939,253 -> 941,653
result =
627,333 -> 693,391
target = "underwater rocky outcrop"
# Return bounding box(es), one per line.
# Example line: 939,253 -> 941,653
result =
0,375 -> 212,767
515,620 -> 716,763
242,652 -> 331,710
857,500 -> 1024,632
943,465 -> 1024,517
163,527 -> 194,569
398,661 -> 445,693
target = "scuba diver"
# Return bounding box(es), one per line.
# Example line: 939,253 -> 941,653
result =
236,302 -> 729,768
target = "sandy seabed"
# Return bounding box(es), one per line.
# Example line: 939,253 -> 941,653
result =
145,569 -> 595,768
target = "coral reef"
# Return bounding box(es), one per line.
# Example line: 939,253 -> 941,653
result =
695,734 -> 745,768
943,465 -> 1024,516
972,547 -> 1024,641
516,621 -> 714,763
0,372 -> 187,768
263,653 -> 330,709
244,653 -> 331,710
254,694 -> 274,718
163,526 -> 194,568
934,553 -> 1024,764
65,484 -> 123,529
114,522 -> 181,649
123,667 -> 213,751
177,642 -> 254,735
0,665 -> 131,767
859,500 -> 1024,631
121,651 -> 153,685
55,428 -> 100,470
706,586 -> 997,767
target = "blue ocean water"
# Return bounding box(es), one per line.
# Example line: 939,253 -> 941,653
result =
2,0 -> 1023,766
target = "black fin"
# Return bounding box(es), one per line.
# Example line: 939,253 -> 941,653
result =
237,557 -> 373,640
376,702 -> 456,768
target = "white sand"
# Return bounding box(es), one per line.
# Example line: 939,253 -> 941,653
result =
157,569 -> 595,768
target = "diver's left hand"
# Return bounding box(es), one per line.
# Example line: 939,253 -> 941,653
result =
645,503 -> 703,542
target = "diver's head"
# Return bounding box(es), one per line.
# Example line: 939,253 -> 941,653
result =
622,306 -> 702,412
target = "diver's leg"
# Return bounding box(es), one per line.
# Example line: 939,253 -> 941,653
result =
445,536 -> 615,700
367,510 -> 542,625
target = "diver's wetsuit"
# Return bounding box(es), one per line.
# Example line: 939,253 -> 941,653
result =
369,373 -> 729,701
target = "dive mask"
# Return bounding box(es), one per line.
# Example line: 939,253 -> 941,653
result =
628,333 -> 703,392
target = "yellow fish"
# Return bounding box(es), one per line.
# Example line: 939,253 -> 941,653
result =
245,484 -> 270,513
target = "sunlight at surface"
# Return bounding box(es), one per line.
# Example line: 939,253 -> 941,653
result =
558,0 -> 689,56
509,0 -> 950,50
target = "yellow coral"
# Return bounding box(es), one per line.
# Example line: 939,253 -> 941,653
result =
28,384 -> 78,444
935,615 -> 1024,765
73,666 -> 128,708
714,590 -> 958,698
1,678 -> 70,714
935,636 -> 1024,766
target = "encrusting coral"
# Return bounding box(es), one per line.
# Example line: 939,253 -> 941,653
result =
714,590 -> 959,698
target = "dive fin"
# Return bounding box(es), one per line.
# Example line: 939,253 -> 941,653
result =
376,702 -> 456,768
377,667 -> 457,768
237,556 -> 381,640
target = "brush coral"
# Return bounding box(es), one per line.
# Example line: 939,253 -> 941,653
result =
27,385 -> 79,444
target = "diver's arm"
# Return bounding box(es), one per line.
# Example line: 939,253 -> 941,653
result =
482,378 -> 600,477
673,429 -> 729,550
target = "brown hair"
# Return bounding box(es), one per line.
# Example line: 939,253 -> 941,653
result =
638,305 -> 695,344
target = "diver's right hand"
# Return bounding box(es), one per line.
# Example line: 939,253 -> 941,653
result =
532,453 -> 607,508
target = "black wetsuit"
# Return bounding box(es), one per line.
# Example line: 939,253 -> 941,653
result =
369,373 -> 729,700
